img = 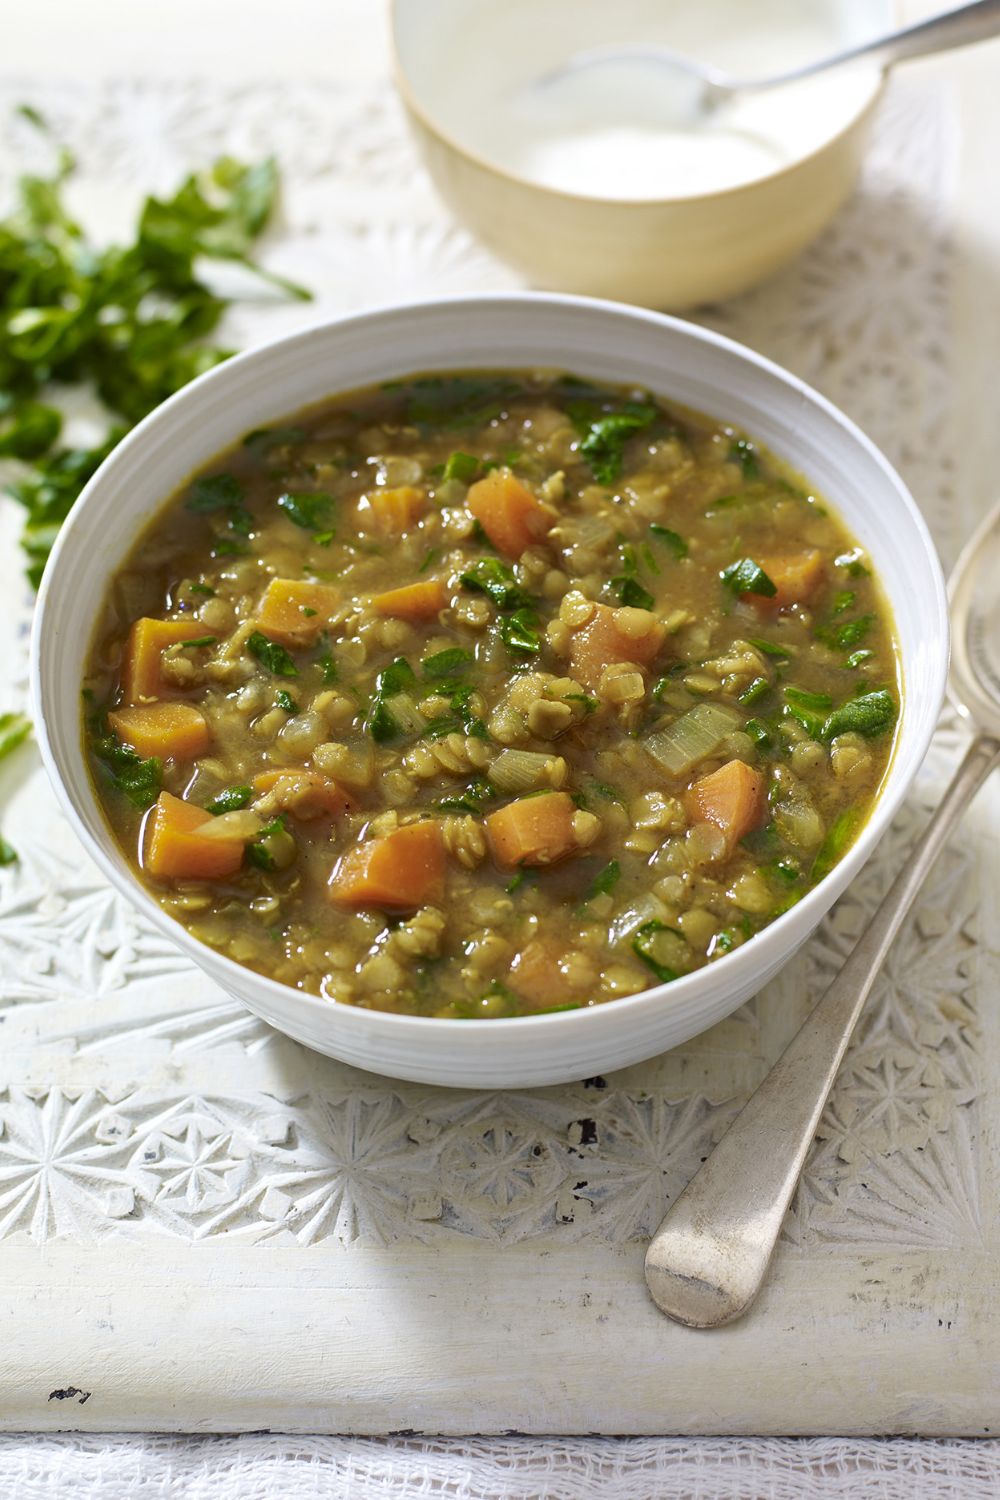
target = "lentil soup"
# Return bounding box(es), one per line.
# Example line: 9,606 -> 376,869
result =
84,371 -> 900,1018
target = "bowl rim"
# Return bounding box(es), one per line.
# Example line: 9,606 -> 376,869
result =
388,0 -> 889,209
31,290 -> 949,1047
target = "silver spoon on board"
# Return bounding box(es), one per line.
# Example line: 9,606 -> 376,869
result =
645,499 -> 1000,1328
535,0 -> 1000,118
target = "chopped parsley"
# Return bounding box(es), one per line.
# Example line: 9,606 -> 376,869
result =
206,785 -> 253,815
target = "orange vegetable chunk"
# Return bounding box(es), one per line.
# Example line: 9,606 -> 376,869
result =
362,486 -> 427,534
328,820 -> 445,911
465,468 -> 552,558
569,603 -> 665,692
256,578 -> 339,647
144,791 -> 244,880
485,791 -> 577,869
252,769 -> 355,820
121,617 -> 200,704
747,551 -> 825,612
508,937 -> 589,1010
685,759 -> 765,854
372,579 -> 447,620
108,702 -> 211,761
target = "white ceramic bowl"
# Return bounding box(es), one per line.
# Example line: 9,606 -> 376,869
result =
32,294 -> 948,1088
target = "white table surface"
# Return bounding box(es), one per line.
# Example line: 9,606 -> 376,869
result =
5,0 -> 1000,1495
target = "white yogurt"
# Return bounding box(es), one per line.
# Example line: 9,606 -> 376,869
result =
401,0 -> 883,201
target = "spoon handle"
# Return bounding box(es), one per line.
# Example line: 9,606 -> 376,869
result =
645,731 -> 1000,1329
759,0 -> 1000,89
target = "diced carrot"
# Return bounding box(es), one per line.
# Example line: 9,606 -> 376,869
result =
361,486 -> 427,534
685,759 -> 765,853
144,791 -> 244,880
121,617 -> 200,704
747,551 -> 825,612
371,578 -> 447,620
485,791 -> 577,869
252,769 -> 355,820
569,602 -> 665,692
508,937 -> 587,1010
328,820 -> 445,911
109,702 -> 211,761
465,468 -> 552,558
256,578 -> 340,647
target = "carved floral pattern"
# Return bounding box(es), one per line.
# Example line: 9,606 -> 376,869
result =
0,75 -> 986,1259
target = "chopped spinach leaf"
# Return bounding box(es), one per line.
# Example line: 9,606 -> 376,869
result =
460,558 -> 530,611
207,785 -> 253,815
277,490 -> 334,533
500,606 -> 542,656
575,402 -> 658,485
274,689 -> 298,713
821,689 -> 897,741
441,451 -> 481,483
721,558 -> 777,597
632,919 -> 682,984
423,647 -> 474,680
649,523 -> 688,559
584,860 -> 621,902
246,631 -> 298,677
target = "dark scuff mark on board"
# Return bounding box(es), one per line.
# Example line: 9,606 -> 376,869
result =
48,1386 -> 91,1404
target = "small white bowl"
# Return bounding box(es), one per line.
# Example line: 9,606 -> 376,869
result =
392,0 -> 890,308
31,293 -> 947,1088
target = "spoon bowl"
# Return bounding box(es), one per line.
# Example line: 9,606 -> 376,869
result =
536,0 -> 1000,115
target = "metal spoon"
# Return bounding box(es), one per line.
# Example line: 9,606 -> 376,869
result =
645,500 -> 1000,1328
537,0 -> 1000,117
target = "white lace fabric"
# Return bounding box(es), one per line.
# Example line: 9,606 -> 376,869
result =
0,1435 -> 998,1498
0,43 -> 997,1500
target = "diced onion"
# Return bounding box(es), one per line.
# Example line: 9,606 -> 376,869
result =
390,693 -> 426,737
643,703 -> 741,777
200,810 -> 263,840
608,894 -> 669,945
490,748 -> 554,793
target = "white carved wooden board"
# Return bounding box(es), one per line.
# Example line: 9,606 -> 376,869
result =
0,56 -> 998,1435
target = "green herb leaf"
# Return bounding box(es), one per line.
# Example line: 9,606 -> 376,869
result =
721,558 -> 777,597
206,785 -> 253,815
612,575 -> 654,610
277,490 -> 334,532
728,437 -> 761,479
744,717 -> 772,747
0,398 -> 62,459
180,635 -> 216,648
187,473 -> 244,514
738,675 -> 770,706
246,813 -> 296,872
649,523 -> 688,559
460,558 -> 530,611
812,807 -> 860,881
585,860 -> 621,902
821,689 -> 897,742
835,548 -> 870,578
817,614 -> 875,651
435,776 -> 496,815
423,647 -> 474,680
632,919 -> 682,984
748,637 -> 792,660
246,631 -> 298,677
576,402 -> 657,485
0,134 -> 309,586
0,712 -> 32,761
274,689 -> 298,713
441,451 -> 481,483
501,606 -> 542,656
90,715 -> 161,810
